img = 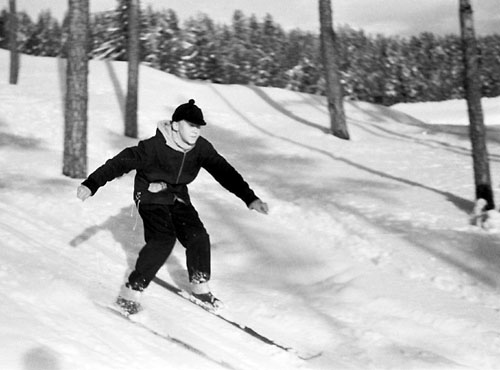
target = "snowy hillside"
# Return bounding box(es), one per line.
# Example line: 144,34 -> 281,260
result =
2,49 -> 500,370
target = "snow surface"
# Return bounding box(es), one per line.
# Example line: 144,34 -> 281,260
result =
2,50 -> 500,370
393,98 -> 500,126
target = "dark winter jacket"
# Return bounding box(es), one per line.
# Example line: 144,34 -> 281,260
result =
82,129 -> 259,207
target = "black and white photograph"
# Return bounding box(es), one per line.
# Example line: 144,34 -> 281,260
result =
1,0 -> 500,369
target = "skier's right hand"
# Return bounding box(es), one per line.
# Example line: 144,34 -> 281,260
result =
148,181 -> 167,193
77,185 -> 92,201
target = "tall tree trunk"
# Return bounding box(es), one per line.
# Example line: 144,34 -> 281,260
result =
459,0 -> 494,210
63,0 -> 89,178
319,0 -> 349,140
8,0 -> 19,85
125,0 -> 140,138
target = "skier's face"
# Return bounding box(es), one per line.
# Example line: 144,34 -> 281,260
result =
177,120 -> 201,145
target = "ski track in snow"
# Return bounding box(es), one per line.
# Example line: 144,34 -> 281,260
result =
2,50 -> 500,369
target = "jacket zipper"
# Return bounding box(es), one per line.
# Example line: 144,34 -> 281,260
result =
175,152 -> 187,184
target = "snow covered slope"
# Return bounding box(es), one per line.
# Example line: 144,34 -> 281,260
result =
2,49 -> 500,370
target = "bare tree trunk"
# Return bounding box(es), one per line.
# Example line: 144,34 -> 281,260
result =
319,0 -> 349,140
63,0 -> 89,178
459,0 -> 494,210
8,0 -> 19,85
125,0 -> 140,138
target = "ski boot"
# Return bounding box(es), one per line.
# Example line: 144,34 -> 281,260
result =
190,276 -> 223,310
116,281 -> 144,316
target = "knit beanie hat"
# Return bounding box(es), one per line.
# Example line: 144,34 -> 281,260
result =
172,99 -> 206,126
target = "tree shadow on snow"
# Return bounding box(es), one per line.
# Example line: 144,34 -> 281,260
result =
338,197 -> 500,289
200,93 -> 500,291
222,86 -> 500,162
202,95 -> 473,215
244,85 -> 330,134
0,120 -> 44,149
104,60 -> 126,121
348,101 -> 500,161
69,206 -> 191,289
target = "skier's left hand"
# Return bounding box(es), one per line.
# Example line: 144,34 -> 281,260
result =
249,199 -> 269,215
77,185 -> 92,201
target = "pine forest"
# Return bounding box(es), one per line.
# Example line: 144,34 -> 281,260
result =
1,4 -> 499,105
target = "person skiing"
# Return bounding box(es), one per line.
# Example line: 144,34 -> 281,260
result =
77,99 -> 269,314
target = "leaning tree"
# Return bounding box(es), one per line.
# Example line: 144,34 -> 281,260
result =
459,0 -> 494,211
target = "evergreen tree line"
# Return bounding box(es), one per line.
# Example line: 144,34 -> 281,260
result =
1,6 -> 499,105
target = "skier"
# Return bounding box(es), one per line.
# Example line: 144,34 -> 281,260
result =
77,99 -> 269,314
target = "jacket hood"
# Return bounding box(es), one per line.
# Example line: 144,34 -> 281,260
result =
157,120 -> 195,153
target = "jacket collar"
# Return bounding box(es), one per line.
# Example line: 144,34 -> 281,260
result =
157,120 -> 195,153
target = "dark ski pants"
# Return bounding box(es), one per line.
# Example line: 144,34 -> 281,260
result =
128,201 -> 211,289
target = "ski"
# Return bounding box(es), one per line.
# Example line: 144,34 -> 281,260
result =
100,303 -> 239,370
152,277 -> 321,361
